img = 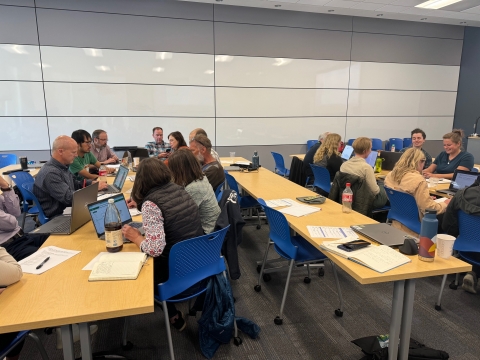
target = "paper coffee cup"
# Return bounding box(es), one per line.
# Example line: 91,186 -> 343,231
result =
436,234 -> 456,259
133,157 -> 140,167
230,152 -> 236,158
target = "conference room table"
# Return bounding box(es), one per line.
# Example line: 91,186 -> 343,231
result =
0,173 -> 153,360
222,157 -> 470,360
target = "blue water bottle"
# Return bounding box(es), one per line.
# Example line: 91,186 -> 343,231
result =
252,151 -> 259,169
418,209 -> 437,262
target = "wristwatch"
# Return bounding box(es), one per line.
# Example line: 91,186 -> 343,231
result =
1,185 -> 12,191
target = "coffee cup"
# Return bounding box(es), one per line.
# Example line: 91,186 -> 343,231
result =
436,234 -> 456,259
133,157 -> 140,167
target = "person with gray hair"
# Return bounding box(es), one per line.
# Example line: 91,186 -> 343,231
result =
189,128 -> 221,163
303,132 -> 330,182
189,134 -> 225,190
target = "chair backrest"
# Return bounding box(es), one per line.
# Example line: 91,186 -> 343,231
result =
306,140 -> 317,151
258,198 -> 298,259
403,138 -> 412,148
310,164 -> 331,194
271,152 -> 288,175
371,138 -> 383,151
347,139 -> 355,146
0,153 -> 17,168
21,183 -> 49,224
384,186 -> 421,234
388,138 -> 404,151
214,181 -> 225,197
454,210 -> 480,253
156,226 -> 229,301
224,171 -> 240,194
9,171 -> 36,212
0,331 -> 29,359
472,167 -> 479,173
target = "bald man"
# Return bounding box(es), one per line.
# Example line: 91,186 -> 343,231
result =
34,136 -> 107,218
189,128 -> 221,163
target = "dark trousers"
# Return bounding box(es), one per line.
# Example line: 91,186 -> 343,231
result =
3,233 -> 49,261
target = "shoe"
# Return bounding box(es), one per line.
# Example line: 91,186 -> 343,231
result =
171,311 -> 186,332
461,272 -> 478,294
56,324 -> 98,350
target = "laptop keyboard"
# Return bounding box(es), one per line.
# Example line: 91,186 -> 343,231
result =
129,222 -> 142,229
50,221 -> 71,233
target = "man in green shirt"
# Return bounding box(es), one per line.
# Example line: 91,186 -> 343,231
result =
70,129 -> 115,181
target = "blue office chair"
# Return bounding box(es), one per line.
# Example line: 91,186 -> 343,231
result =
214,181 -> 225,198
224,171 -> 262,229
403,138 -> 412,148
472,168 -> 478,173
0,153 -> 17,168
271,152 -> 290,177
9,171 -> 39,229
436,210 -> 480,310
384,186 -> 421,234
255,198 -> 344,325
22,183 -> 49,225
0,330 -> 49,360
371,138 -> 383,151
310,164 -> 331,195
347,139 -> 355,146
388,138 -> 404,151
306,140 -> 317,151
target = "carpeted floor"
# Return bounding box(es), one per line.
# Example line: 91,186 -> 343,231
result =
16,219 -> 480,360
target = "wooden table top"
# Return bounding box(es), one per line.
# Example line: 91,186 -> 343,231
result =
223,158 -> 470,285
0,173 -> 153,334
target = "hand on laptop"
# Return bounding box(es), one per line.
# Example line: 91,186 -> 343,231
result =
122,224 -> 143,246
96,181 -> 108,191
103,158 -> 117,165
126,198 -> 137,209
106,167 -> 116,174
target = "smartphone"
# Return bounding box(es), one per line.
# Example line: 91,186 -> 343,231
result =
337,240 -> 371,252
166,149 -> 171,153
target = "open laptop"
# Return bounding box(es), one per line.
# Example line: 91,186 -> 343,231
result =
99,165 -> 129,195
366,151 -> 378,168
87,193 -> 143,240
379,151 -> 403,171
350,223 -> 415,247
436,169 -> 479,196
30,183 -> 98,235
341,145 -> 354,161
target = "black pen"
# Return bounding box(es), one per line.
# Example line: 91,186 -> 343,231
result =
36,257 -> 50,270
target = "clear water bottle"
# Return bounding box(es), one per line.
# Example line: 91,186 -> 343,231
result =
104,198 -> 123,253
98,164 -> 107,182
252,150 -> 259,169
391,143 -> 396,152
342,183 -> 353,213
418,209 -> 437,262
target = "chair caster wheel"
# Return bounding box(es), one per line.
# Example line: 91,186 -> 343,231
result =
304,277 -> 311,284
449,281 -> 458,290
256,224 -> 261,230
254,285 -> 261,292
189,308 -> 197,316
122,341 -> 134,350
263,273 -> 271,282
435,304 -> 442,311
335,309 -> 343,317
274,317 -> 283,325
256,265 -> 261,273
318,268 -> 325,277
233,337 -> 242,346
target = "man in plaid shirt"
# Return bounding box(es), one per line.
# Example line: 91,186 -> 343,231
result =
145,127 -> 171,160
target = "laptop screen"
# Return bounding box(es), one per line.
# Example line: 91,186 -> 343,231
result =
341,145 -> 354,160
451,171 -> 479,190
88,194 -> 133,236
113,165 -> 129,190
366,151 -> 378,168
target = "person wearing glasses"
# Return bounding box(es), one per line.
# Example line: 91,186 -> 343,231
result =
385,148 -> 449,236
189,128 -> 221,163
91,129 -> 119,165
189,134 -> 225,190
69,129 -> 115,181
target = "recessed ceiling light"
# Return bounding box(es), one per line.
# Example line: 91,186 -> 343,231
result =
421,18 -> 427,20
275,4 -> 281,7
328,9 -> 334,12
416,0 -> 462,10
377,14 -> 383,17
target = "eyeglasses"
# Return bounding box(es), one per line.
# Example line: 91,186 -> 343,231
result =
83,141 -> 92,144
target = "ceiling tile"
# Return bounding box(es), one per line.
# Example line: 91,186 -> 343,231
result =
324,0 -> 363,8
351,2 -> 383,10
463,4 -> 480,13
390,0 -> 425,6
297,0 -> 332,5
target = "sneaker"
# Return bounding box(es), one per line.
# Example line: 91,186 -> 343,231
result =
56,324 -> 98,350
171,311 -> 186,332
461,272 -> 478,294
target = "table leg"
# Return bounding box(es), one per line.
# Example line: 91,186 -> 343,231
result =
398,279 -> 416,360
388,280 -> 405,360
79,322 -> 93,360
60,324 -> 75,360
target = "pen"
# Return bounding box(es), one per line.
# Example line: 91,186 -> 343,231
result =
36,257 -> 50,270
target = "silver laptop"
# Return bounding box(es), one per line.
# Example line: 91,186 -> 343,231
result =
30,183 -> 98,235
87,193 -> 143,240
99,165 -> 129,194
350,223 -> 415,247
436,170 -> 479,196
341,145 -> 354,161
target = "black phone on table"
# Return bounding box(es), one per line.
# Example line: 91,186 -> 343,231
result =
337,240 -> 371,252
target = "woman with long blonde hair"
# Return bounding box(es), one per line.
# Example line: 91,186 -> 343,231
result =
385,148 -> 450,235
313,133 -> 343,181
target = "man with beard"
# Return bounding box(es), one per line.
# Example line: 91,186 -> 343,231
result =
189,134 -> 225,190
91,129 -> 119,165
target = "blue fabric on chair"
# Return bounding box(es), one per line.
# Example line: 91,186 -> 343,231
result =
214,181 -> 224,198
9,171 -> 39,228
388,138 -> 404,151
403,138 -> 412,148
384,186 -> 421,234
371,138 -> 383,151
310,164 -> 331,194
224,171 -> 262,210
271,152 -> 290,177
472,168 -> 478,173
21,183 -> 49,225
347,139 -> 355,146
0,153 -> 17,168
306,140 -> 317,151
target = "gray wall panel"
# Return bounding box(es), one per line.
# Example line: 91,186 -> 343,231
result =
215,22 -> 352,60
36,9 -> 214,53
353,17 -> 464,40
351,32 -> 463,65
214,5 -> 352,32
36,0 -> 213,21
0,5 -> 38,45
0,0 -> 33,6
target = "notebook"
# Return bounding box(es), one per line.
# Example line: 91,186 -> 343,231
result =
99,165 -> 129,195
436,170 -> 479,196
341,145 -> 354,161
88,252 -> 147,281
350,223 -> 416,247
379,151 -> 403,171
30,183 -> 98,235
365,151 -> 378,168
87,193 -> 143,240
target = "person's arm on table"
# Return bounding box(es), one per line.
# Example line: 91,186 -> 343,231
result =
0,177 -> 21,219
0,247 -> 23,287
414,181 -> 449,214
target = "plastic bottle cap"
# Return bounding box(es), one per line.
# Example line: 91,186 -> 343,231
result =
425,208 -> 437,214
108,198 -> 114,203
346,183 -> 351,187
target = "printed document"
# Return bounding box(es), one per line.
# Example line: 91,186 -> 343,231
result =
19,246 -> 80,275
307,226 -> 357,239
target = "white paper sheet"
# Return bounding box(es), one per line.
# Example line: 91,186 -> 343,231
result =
82,252 -> 109,270
307,226 -> 357,239
107,164 -> 121,169
97,193 -> 120,200
19,246 -> 80,274
128,176 -> 135,182
129,208 -> 141,216
62,207 -> 72,215
278,204 -> 320,217
434,197 -> 448,203
265,198 -> 297,208
125,188 -> 132,194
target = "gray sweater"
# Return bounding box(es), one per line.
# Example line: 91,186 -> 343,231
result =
185,177 -> 221,234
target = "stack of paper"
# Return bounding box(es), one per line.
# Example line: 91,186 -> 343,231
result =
307,226 -> 357,238
278,204 -> 320,217
265,198 -> 296,208
19,246 -> 80,274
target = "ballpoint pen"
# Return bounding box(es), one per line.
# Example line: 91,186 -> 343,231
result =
36,256 -> 50,270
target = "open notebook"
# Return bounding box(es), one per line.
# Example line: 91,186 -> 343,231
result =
88,252 -> 148,281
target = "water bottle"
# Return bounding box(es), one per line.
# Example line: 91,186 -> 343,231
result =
127,151 -> 133,171
104,198 -> 123,253
342,183 -> 353,213
418,209 -> 437,262
252,150 -> 259,169
391,143 -> 396,152
98,164 -> 107,182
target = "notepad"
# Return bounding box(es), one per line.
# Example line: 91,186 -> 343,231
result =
278,204 -> 320,217
88,252 -> 148,281
320,238 -> 411,273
